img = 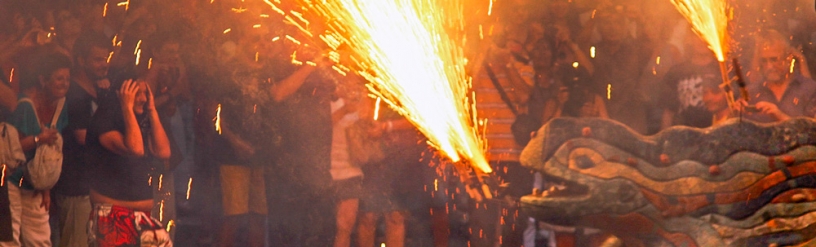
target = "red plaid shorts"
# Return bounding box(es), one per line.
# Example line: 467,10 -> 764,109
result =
88,204 -> 172,247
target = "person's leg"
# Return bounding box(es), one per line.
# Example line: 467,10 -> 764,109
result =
19,188 -> 50,246
219,165 -> 251,247
334,198 -> 359,247
384,211 -> 407,247
356,212 -> 377,247
0,184 -> 23,247
247,166 -> 267,247
56,195 -> 91,247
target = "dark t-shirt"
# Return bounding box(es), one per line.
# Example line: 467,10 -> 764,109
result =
660,61 -> 721,128
86,103 -> 157,201
267,69 -> 335,200
212,69 -> 279,166
54,81 -> 99,196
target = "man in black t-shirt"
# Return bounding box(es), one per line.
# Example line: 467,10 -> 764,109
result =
660,35 -> 721,129
264,43 -> 337,247
54,31 -> 112,247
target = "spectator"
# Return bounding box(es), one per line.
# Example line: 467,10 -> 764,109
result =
590,10 -> 647,133
659,32 -> 721,129
329,79 -> 365,247
214,40 -> 270,247
264,38 -> 337,247
700,75 -> 733,126
85,78 -> 172,246
356,110 -> 423,247
51,31 -> 112,247
3,52 -> 71,247
743,29 -> 816,123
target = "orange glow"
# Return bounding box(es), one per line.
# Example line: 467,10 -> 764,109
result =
8,68 -> 13,83
284,0 -> 491,173
103,3 -> 108,17
1,165 -> 6,187
166,220 -> 175,232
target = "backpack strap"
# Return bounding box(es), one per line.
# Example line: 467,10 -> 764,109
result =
50,98 -> 65,129
17,97 -> 65,129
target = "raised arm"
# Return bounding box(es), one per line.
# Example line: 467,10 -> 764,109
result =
99,80 -> 145,157
145,83 -> 171,160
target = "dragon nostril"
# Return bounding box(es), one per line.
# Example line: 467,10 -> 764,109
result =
575,155 -> 595,169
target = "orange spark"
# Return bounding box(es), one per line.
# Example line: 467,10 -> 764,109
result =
214,104 -> 222,135
8,68 -> 13,82
147,58 -> 153,69
1,165 -> 6,187
158,174 -> 163,190
134,49 -> 141,66
107,52 -> 114,64
166,220 -> 175,232
134,40 -> 142,55
223,28 -> 232,34
373,97 -> 381,120
103,3 -> 108,17
253,24 -> 262,28
186,177 -> 192,200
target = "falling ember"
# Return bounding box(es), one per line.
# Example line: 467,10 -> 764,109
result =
223,28 -> 232,34
271,36 -> 280,42
590,46 -> 596,58
103,3 -> 108,17
107,52 -> 113,64
572,62 -> 579,68
165,220 -> 175,232
134,40 -> 142,55
147,58 -> 153,69
159,200 -> 164,222
607,84 -> 612,100
186,177 -> 193,200
134,49 -> 141,66
253,24 -> 262,28
158,174 -> 163,191
487,0 -> 493,16
656,56 -> 661,65
373,97 -> 381,120
1,165 -> 6,187
8,68 -> 13,82
288,0 -> 491,173
214,104 -> 222,135
791,58 -> 796,73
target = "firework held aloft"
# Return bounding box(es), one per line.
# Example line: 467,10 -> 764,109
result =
670,0 -> 740,105
670,0 -> 729,62
269,0 -> 491,173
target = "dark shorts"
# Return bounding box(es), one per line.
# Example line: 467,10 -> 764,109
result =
334,176 -> 363,200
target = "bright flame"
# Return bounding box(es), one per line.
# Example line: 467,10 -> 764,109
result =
214,104 -> 222,135
288,0 -> 490,173
670,0 -> 729,62
572,62 -> 579,68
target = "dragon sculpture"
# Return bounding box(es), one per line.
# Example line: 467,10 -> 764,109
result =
520,117 -> 816,247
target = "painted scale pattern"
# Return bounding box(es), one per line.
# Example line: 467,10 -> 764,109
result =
520,117 -> 816,247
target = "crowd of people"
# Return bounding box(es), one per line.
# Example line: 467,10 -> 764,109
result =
0,0 -> 815,247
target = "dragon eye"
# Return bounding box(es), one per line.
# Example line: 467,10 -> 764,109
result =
574,155 -> 595,169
